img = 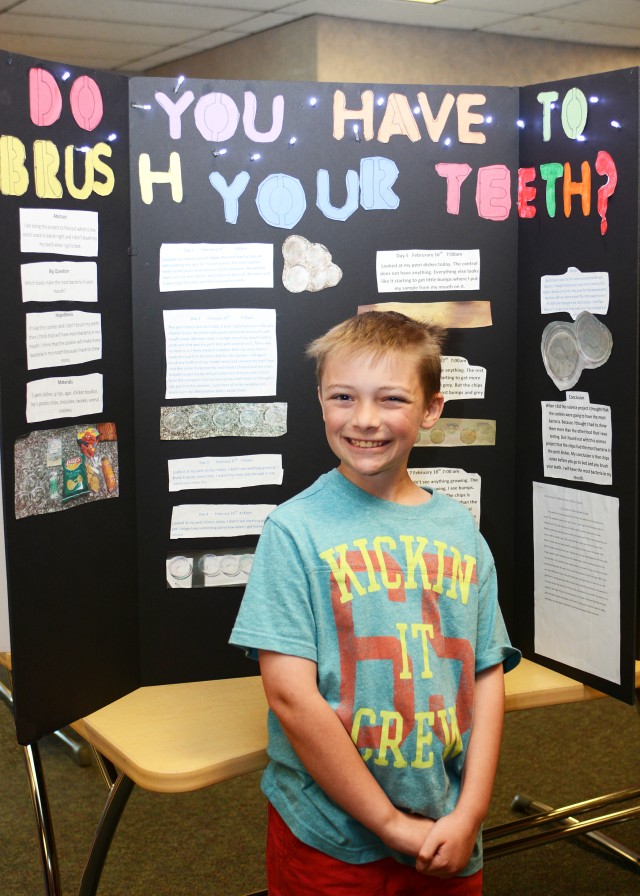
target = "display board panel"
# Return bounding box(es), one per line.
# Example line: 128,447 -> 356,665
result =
516,69 -> 639,701
0,51 -> 139,742
128,77 -> 520,685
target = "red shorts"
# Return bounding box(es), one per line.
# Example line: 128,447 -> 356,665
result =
267,804 -> 483,896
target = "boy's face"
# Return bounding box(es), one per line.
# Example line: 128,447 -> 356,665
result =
318,348 -> 443,497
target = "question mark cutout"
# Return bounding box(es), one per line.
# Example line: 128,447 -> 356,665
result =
595,150 -> 617,236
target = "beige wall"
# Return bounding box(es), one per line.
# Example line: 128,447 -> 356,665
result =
148,14 -> 640,85
148,17 -> 319,81
315,17 -> 640,86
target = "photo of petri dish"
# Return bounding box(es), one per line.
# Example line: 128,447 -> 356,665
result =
264,405 -> 286,427
239,407 -> 261,429
542,322 -> 581,389
168,556 -> 192,580
575,311 -> 612,365
283,264 -> 310,293
212,405 -> 239,429
221,555 -> 241,577
240,554 -> 254,575
188,408 -> 211,430
282,234 -> 309,264
541,312 -> 613,391
545,326 -> 580,378
164,409 -> 189,434
198,554 -> 220,577
476,421 -> 495,437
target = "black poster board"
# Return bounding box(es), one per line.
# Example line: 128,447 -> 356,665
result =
516,68 -> 639,700
0,51 -> 139,742
128,77 -> 520,685
0,53 -> 638,745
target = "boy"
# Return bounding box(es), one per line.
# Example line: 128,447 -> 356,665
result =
230,310 -> 520,894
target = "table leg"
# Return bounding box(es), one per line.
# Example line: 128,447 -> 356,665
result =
23,742 -> 62,896
510,793 -> 640,867
483,787 -> 640,862
77,771 -> 134,896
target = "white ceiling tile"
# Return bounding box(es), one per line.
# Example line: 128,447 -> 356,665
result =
130,0 -> 290,9
170,30 -> 246,52
0,12 -> 205,44
444,0 -> 577,13
543,0 -> 640,29
228,12 -> 300,34
281,0 -> 512,29
10,0 -> 258,30
122,42 -> 224,71
485,15 -> 640,48
0,33 -> 160,67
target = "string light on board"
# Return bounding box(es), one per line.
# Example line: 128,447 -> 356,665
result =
107,133 -> 117,142
610,119 -> 622,129
516,119 -> 525,129
61,71 -> 71,81
131,103 -> 151,110
288,136 -> 297,146
353,123 -> 361,143
250,152 -> 262,161
174,75 -> 186,93
309,96 -> 318,107
212,147 -> 228,157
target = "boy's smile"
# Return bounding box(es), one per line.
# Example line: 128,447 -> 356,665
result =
318,349 -> 443,503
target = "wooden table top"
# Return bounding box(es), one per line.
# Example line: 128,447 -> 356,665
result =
73,675 -> 268,793
71,659 -> 640,794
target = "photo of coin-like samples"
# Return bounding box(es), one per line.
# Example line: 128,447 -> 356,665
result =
415,419 -> 496,447
282,235 -> 343,293
541,311 -> 612,391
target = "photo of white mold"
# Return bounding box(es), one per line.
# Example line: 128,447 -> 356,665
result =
541,311 -> 612,391
282,235 -> 342,293
166,549 -> 255,589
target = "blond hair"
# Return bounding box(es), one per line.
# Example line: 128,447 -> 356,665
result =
306,310 -> 445,401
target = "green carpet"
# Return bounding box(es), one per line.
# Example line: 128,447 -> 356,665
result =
1,669 -> 639,895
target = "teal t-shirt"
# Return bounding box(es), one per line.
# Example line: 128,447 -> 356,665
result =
230,469 -> 520,873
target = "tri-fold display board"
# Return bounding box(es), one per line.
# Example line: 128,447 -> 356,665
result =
0,48 -> 638,744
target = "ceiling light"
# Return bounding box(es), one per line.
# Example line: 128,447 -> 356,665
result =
400,0 -> 447,5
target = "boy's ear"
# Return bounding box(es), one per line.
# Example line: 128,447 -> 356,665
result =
421,392 -> 445,430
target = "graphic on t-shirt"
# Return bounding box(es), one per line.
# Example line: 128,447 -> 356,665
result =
319,535 -> 477,771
